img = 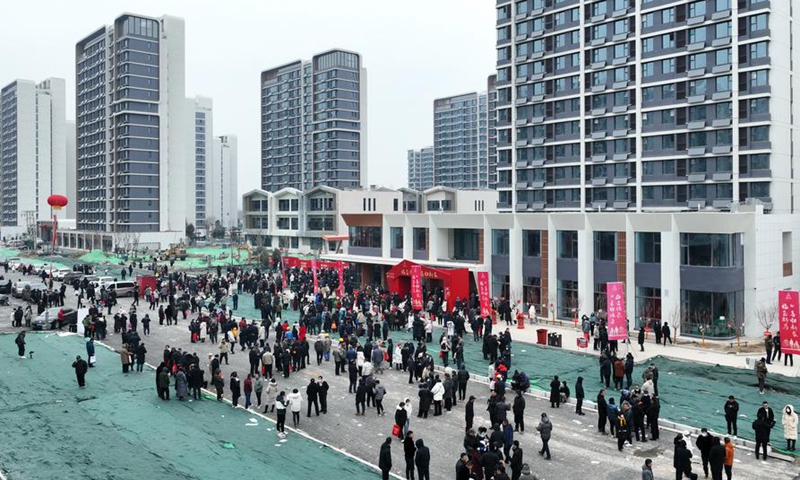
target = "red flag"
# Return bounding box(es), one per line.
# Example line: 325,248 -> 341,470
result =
337,262 -> 345,297
606,282 -> 627,340
477,271 -> 491,317
311,259 -> 319,294
411,265 -> 423,310
779,290 -> 800,355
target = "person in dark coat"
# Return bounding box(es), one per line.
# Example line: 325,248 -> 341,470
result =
509,441 -> 523,480
455,452 -> 470,480
135,343 -> 147,372
709,436 -> 725,480
575,376 -> 585,415
415,438 -> 431,480
647,396 -> 661,440
72,355 -> 88,387
695,428 -> 714,477
306,378 -> 320,416
465,395 -> 475,431
753,411 -> 772,460
549,375 -> 561,408
513,390 -> 526,432
417,385 -> 432,418
403,431 -> 416,480
724,395 -> 739,436
229,372 -> 241,407
379,437 -> 392,480
638,327 -> 646,351
480,445 -> 500,479
674,438 -> 697,480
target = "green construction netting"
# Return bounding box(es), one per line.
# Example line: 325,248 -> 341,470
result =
0,333 -> 381,479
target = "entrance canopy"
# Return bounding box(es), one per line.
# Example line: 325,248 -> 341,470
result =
386,259 -> 470,311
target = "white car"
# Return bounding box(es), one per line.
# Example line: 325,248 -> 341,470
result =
7,257 -> 22,269
52,268 -> 72,281
12,281 -> 32,298
92,276 -> 115,288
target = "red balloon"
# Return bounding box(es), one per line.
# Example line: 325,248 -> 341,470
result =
47,194 -> 69,208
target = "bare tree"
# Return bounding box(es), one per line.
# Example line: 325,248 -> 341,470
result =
754,303 -> 778,333
666,302 -> 687,344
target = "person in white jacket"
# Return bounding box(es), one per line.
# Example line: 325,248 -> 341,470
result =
431,378 -> 445,416
784,404 -> 798,451
393,343 -> 403,370
288,388 -> 302,428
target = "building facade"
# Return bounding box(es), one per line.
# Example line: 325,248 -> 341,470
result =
0,77 -> 69,229
407,147 -> 434,191
75,13 -> 193,233
193,96 -> 213,228
260,49 -> 368,192
210,134 -> 238,228
495,0 -> 795,214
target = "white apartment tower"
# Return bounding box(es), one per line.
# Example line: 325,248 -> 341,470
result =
211,134 -> 238,228
193,96 -> 213,227
75,13 -> 193,232
0,77 -> 70,228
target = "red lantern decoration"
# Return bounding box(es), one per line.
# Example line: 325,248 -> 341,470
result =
47,194 -> 68,210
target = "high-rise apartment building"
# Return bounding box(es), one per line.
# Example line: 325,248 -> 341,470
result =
495,0 -> 795,214
0,77 -> 69,228
407,147 -> 434,190
260,49 -> 367,192
75,13 -> 193,232
210,134 -> 238,227
193,96 -> 213,227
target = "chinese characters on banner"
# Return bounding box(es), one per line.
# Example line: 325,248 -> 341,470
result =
477,271 -> 491,318
311,259 -> 319,294
779,290 -> 800,355
337,263 -> 345,297
280,262 -> 287,290
411,265 -> 423,310
605,282 -> 627,340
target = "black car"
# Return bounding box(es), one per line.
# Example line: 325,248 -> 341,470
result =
0,280 -> 11,294
32,307 -> 78,331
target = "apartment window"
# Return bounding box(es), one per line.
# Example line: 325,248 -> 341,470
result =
689,79 -> 707,96
750,182 -> 770,198
662,84 -> 675,99
716,48 -> 732,65
413,228 -> 427,251
662,109 -> 676,124
749,41 -> 768,60
681,289 -> 741,337
717,129 -> 732,145
715,0 -> 731,11
636,287 -> 662,323
661,33 -> 675,49
749,13 -> 768,32
689,27 -> 707,44
642,13 -> 655,29
523,230 -> 541,257
689,0 -> 707,17
663,185 -> 675,199
716,156 -> 732,172
643,137 -> 655,151
642,38 -> 655,53
661,135 -> 675,149
750,126 -> 769,143
750,154 -> 769,170
662,58 -> 676,74
688,105 -> 707,121
636,232 -> 661,263
715,21 -> 731,39
557,280 -> 580,318
715,75 -> 731,92
523,277 -> 542,314
750,70 -> 768,87
717,183 -> 733,199
689,132 -> 707,148
592,0 -> 608,16
594,231 -> 617,261
716,102 -> 732,118
689,184 -> 707,199
453,229 -> 481,261
614,19 -> 629,36
680,233 -> 737,267
558,230 -> 579,259
349,226 -> 382,249
516,0 -> 529,15
390,227 -> 403,250
689,53 -> 707,70
662,8 -> 675,24
750,97 -> 769,115
642,62 -> 655,78
492,229 -> 510,255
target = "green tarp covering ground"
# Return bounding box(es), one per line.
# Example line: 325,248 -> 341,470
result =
0,333 -> 381,480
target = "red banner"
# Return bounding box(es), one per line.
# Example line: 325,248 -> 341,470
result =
337,263 -> 345,297
281,263 -> 287,290
411,265 -> 423,310
311,259 -> 319,294
477,271 -> 491,318
606,282 -> 627,340
283,256 -> 341,271
779,290 -> 800,355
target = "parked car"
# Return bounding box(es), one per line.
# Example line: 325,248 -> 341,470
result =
22,282 -> 48,302
32,307 -> 78,330
7,258 -> 22,269
92,276 -> 114,288
51,268 -> 72,281
106,281 -> 137,297
12,281 -> 32,298
61,271 -> 84,284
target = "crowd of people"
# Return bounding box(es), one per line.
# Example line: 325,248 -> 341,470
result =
8,256 -> 798,479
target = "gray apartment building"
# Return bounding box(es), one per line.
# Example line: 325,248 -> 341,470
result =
407,146 -> 434,191
260,49 -> 367,192
75,13 -> 192,233
495,0 -> 793,214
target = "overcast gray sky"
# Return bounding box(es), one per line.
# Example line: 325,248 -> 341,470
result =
1,0 -> 495,195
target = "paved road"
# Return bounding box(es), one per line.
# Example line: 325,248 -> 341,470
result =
1,270 -> 797,480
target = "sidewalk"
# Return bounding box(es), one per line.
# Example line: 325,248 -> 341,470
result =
506,316 -> 799,377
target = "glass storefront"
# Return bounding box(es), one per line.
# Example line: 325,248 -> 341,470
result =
680,289 -> 742,338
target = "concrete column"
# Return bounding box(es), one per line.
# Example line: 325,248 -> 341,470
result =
660,217 -> 682,337
402,222 -> 413,260
508,216 -> 523,303
625,218 -> 637,327
578,225 -> 594,318
381,218 -> 390,259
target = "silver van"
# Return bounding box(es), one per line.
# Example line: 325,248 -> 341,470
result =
106,281 -> 137,297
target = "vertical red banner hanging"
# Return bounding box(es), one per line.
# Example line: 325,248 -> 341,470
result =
477,271 -> 491,318
779,290 -> 800,354
606,282 -> 627,340
337,262 -> 345,297
311,259 -> 319,294
281,261 -> 287,290
411,265 -> 423,310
